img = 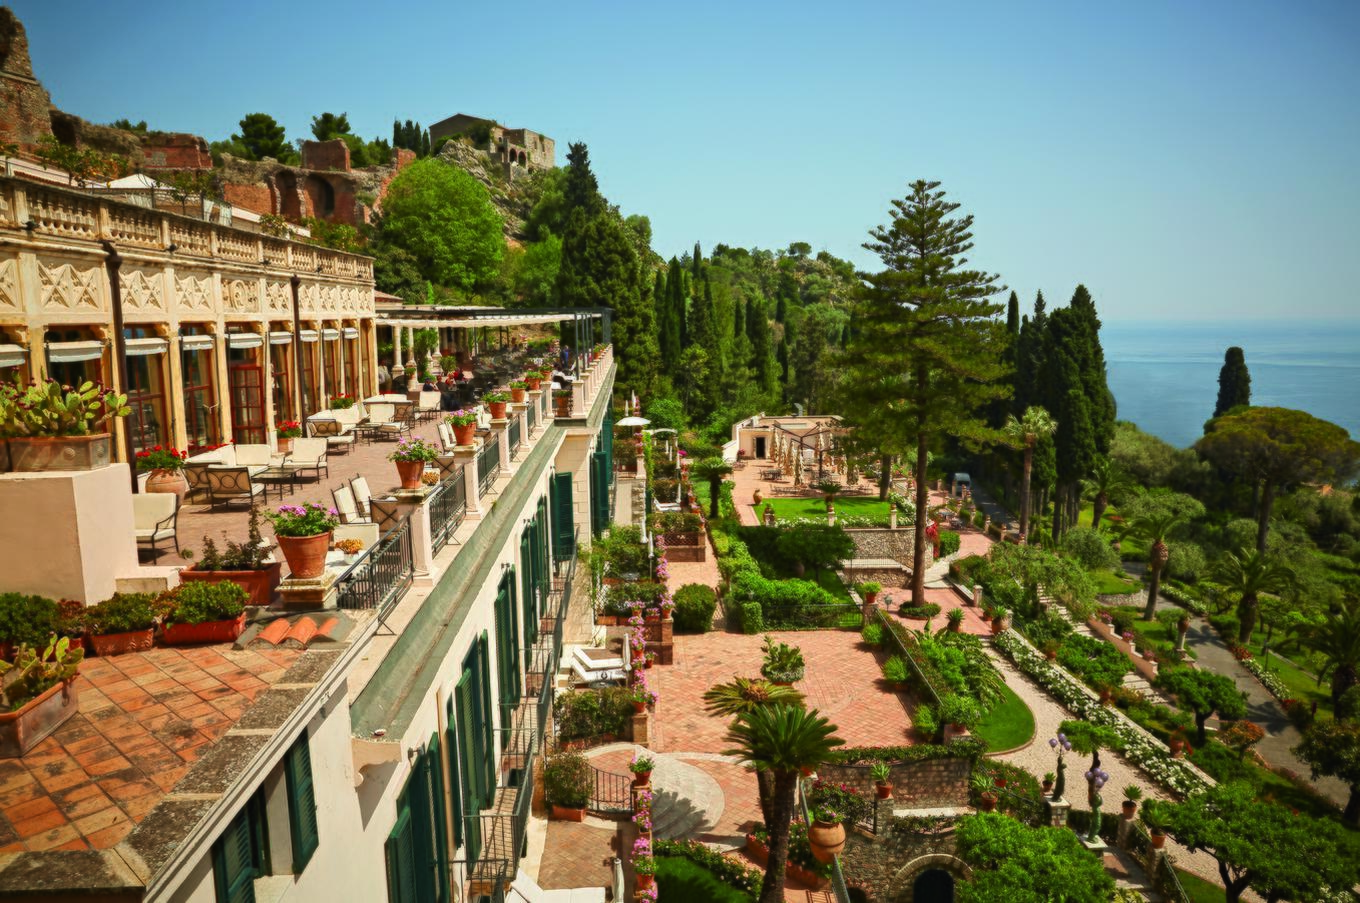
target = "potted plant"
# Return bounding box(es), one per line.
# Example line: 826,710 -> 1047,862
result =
445,410 -> 479,447
160,581 -> 249,645
85,593 -> 158,656
388,436 -> 439,490
990,607 -> 1009,635
938,695 -> 982,733
1042,639 -> 1060,660
553,388 -> 572,417
807,806 -> 846,863
0,636 -> 84,757
870,761 -> 893,799
760,635 -> 805,684
0,593 -> 60,662
265,502 -> 338,580
1095,681 -> 1115,706
1042,771 -> 1056,795
1168,729 -> 1186,758
509,380 -> 528,403
544,752 -> 592,821
483,391 -> 510,419
633,855 -> 657,890
1122,784 -> 1142,819
971,772 -> 998,812
180,504 -> 281,605
275,420 -> 302,455
55,599 -> 87,652
856,581 -> 882,606
329,394 -> 357,410
629,752 -> 654,787
523,372 -> 542,391
136,446 -> 189,499
5,378 -> 130,472
1142,800 -> 1167,849
816,479 -> 842,512
947,607 -> 966,633
881,655 -> 910,691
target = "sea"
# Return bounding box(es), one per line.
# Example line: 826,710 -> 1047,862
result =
1100,320 -> 1360,449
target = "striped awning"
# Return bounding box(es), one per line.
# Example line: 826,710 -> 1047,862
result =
47,340 -> 104,363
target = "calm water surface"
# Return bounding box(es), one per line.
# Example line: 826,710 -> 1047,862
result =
1101,320 -> 1360,448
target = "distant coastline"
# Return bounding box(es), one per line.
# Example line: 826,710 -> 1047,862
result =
1101,319 -> 1360,448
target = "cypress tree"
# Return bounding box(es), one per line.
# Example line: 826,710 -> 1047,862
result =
692,241 -> 703,280
659,257 -> 683,362
1214,347 -> 1252,417
562,142 -> 603,215
653,269 -> 667,338
392,119 -> 401,148
1067,284 -> 1116,453
775,294 -> 787,324
1006,290 -> 1020,336
420,128 -> 430,157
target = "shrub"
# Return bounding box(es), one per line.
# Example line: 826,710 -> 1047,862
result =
0,593 -> 60,648
861,622 -> 884,646
882,656 -> 910,684
1166,542 -> 1207,583
604,581 -> 666,615
1056,633 -> 1134,691
740,601 -> 763,635
938,530 -> 961,558
163,581 -> 247,626
651,511 -> 703,534
543,752 -> 592,808
1061,527 -> 1120,571
899,603 -> 941,620
913,704 -> 938,740
652,844 -> 761,899
552,687 -> 634,741
672,584 -> 716,633
760,636 -> 805,682
937,694 -> 982,729
85,593 -> 158,636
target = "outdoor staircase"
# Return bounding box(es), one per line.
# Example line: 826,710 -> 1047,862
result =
1045,595 -> 1164,705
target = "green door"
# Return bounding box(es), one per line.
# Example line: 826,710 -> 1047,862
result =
454,671 -> 482,865
551,473 -> 575,561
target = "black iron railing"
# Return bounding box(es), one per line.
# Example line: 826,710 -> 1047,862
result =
450,857 -> 509,903
508,417 -> 521,458
587,765 -> 635,815
335,515 -> 414,625
526,398 -> 537,435
477,434 -> 501,498
875,608 -> 944,709
429,475 -> 466,548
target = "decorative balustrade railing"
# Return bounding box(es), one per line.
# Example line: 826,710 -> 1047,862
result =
477,434 -> 501,498
428,474 -> 466,548
335,515 -> 414,627
508,417 -> 521,458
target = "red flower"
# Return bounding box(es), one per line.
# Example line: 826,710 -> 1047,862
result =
153,445 -> 162,451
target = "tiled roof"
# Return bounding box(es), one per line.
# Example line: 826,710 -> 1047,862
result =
0,645 -> 298,853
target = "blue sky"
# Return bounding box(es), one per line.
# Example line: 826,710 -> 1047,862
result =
10,0 -> 1359,319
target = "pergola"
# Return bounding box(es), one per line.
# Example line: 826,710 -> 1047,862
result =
767,418 -> 846,485
375,306 -> 611,377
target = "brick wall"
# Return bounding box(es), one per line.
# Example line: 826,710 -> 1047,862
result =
0,9 -> 54,150
845,527 -> 931,571
141,134 -> 212,170
222,183 -> 275,217
819,757 -> 971,809
301,139 -> 351,172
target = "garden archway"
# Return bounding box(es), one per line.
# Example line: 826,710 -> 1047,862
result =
890,854 -> 971,903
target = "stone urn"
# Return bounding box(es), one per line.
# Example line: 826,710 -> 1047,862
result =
753,488 -> 763,506
145,468 -> 189,501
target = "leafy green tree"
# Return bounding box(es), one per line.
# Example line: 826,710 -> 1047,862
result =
775,524 -> 856,581
658,257 -> 684,362
310,111 -> 351,141
1129,511 -> 1189,620
1002,407 -> 1057,542
1295,719 -> 1360,826
839,181 -> 1008,603
504,234 -> 561,306
702,676 -> 806,826
723,705 -> 843,903
1196,407 -> 1360,553
524,167 -> 569,240
955,813 -> 1114,903
1212,547 -> 1293,644
378,159 -> 504,290
230,113 -> 296,163
1305,600 -> 1360,707
1148,781 -> 1360,902
1156,668 -> 1247,744
1213,346 -> 1251,417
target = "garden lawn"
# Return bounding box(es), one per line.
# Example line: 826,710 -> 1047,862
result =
1241,637 -> 1330,713
1075,500 -> 1126,535
1090,569 -> 1141,595
764,496 -> 892,525
974,684 -> 1035,752
1175,869 -> 1227,903
655,856 -> 754,903
1187,740 -> 1339,822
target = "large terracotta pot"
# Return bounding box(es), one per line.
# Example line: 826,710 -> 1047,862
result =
551,804 -> 585,822
807,819 -> 846,863
488,401 -> 508,419
511,387 -> 526,403
632,770 -> 651,787
179,564 -> 281,606
395,460 -> 424,490
0,678 -> 79,758
636,874 -> 654,891
145,468 -> 189,501
277,532 -> 332,579
8,434 -> 112,472
875,781 -> 892,800
554,395 -> 571,416
452,422 -> 477,446
524,377 -> 542,391
1149,830 -> 1166,850
162,613 -> 247,646
278,437 -> 294,455
90,628 -> 154,657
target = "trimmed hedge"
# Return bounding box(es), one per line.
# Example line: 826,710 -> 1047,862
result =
828,738 -> 986,765
673,584 -> 717,633
939,529 -> 961,558
653,839 -> 760,896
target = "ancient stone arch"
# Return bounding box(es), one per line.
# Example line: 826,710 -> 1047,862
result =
889,854 -> 972,903
303,174 -> 336,218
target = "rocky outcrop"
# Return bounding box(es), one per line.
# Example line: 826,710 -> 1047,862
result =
0,7 -> 53,150
435,138 -> 547,240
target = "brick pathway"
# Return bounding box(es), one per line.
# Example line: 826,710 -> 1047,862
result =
0,645 -> 297,853
534,820 -> 621,891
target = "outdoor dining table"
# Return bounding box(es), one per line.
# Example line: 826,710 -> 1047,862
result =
761,468 -> 784,480
364,394 -> 410,404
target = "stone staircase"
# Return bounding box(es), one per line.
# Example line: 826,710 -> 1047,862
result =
1045,595 -> 1163,705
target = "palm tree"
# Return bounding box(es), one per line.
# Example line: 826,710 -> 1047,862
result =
691,456 -> 734,520
1129,512 -> 1186,621
1306,601 -> 1360,706
725,705 -> 843,903
705,678 -> 806,826
1003,406 -> 1057,542
1214,546 -> 1294,644
1082,455 -> 1133,531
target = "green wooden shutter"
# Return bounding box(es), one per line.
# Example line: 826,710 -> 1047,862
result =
551,472 -> 574,561
283,733 -> 319,873
590,449 -> 609,537
476,633 -> 495,795
454,672 -> 481,864
214,812 -> 255,903
443,696 -> 463,850
520,530 -> 537,646
424,736 -> 450,903
384,808 -> 417,903
536,498 -> 550,608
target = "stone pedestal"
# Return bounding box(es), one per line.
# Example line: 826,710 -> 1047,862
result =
1115,815 -> 1135,849
526,391 -> 543,432
972,586 -> 983,607
1080,836 -> 1108,852
630,710 -> 650,747
392,486 -> 438,586
452,446 -> 482,518
278,571 -> 338,610
0,464 -> 139,603
1044,797 -> 1071,827
490,418 -> 511,471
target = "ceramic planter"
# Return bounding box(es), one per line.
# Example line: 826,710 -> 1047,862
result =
551,804 -> 585,822
554,397 -> 571,417
807,819 -> 846,863
8,433 -> 112,472
144,468 -> 189,501
0,678 -> 80,758
277,532 -> 332,579
90,627 -> 154,657
632,700 -> 646,714
632,770 -> 651,787
635,874 -> 654,890
1122,800 -> 1138,819
162,612 -> 247,646
452,422 -> 476,446
875,782 -> 892,800
510,388 -> 526,403
395,460 -> 424,490
278,437 -> 294,455
524,377 -> 541,391
488,401 -> 507,419
979,793 -> 998,813
1149,830 -> 1166,850
179,564 -> 281,606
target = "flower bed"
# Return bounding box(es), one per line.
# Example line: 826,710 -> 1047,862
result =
993,629 -> 1210,798
1239,655 -> 1295,705
652,839 -> 761,895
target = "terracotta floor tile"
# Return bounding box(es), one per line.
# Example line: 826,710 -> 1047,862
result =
22,823 -> 81,852
73,807 -> 128,839
83,821 -> 134,849
13,809 -> 68,839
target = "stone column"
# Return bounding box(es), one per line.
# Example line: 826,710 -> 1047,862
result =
392,325 -> 404,377
393,487 -> 438,586
164,332 -> 188,453
490,417 -> 511,472
453,445 -> 482,518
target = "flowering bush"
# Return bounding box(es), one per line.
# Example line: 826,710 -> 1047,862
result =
135,446 -> 186,472
630,752 -> 654,774
1240,656 -> 1294,704
276,420 -> 302,439
265,502 -> 339,538
993,629 -> 1210,798
632,836 -> 651,857
445,409 -> 478,427
329,394 -> 357,410
388,436 -> 439,463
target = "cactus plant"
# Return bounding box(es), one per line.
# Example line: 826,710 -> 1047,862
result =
0,636 -> 84,712
5,378 -> 130,437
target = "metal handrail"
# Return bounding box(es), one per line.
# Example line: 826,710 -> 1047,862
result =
335,514 -> 414,623
508,417 -> 521,457
429,473 -> 467,547
526,399 -> 537,436
875,608 -> 943,709
477,434 -> 502,497
586,764 -> 635,815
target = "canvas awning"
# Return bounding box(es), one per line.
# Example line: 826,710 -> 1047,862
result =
343,327 -> 359,339
0,344 -> 27,368
322,328 -> 341,341
268,331 -> 293,345
47,340 -> 104,363
180,335 -> 215,352
125,337 -> 169,357
299,329 -> 319,343
227,332 -> 263,350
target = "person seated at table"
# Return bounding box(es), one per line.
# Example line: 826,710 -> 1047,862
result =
551,366 -> 573,388
422,376 -> 436,391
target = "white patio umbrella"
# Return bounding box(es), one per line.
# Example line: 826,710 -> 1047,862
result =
616,416 -> 650,427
